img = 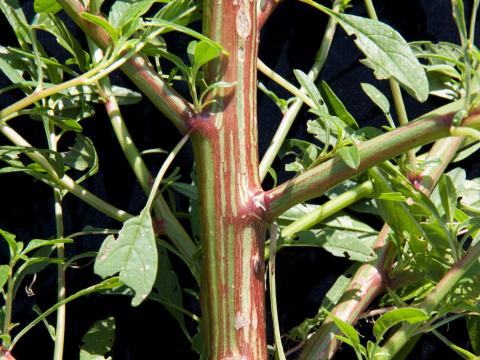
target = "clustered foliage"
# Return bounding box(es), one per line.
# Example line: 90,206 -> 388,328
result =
0,0 -> 480,359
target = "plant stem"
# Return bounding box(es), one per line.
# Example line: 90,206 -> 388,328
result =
43,121 -> 66,360
96,52 -> 197,267
257,59 -> 316,108
299,134 -> 465,359
269,224 -> 286,360
257,0 -> 280,30
282,180 -> 373,238
57,0 -> 193,133
263,102 -> 480,219
376,240 -> 480,359
0,123 -> 131,222
194,2 -> 266,358
363,0 -> 417,172
259,0 -> 340,181
145,133 -> 190,212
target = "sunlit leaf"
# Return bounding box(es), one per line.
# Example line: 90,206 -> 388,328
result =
361,82 -> 390,114
337,145 -> 360,170
373,307 -> 428,342
34,0 -> 61,14
81,13 -> 118,43
95,208 -> 157,306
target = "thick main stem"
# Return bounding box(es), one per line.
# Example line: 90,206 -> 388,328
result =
193,2 -> 266,359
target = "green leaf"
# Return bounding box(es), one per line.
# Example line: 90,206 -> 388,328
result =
79,317 -> 115,360
303,0 -> 429,101
81,13 -> 118,43
337,145 -> 360,170
293,69 -> 326,112
373,307 -> 428,342
33,14 -> 89,71
0,265 -> 10,289
193,40 -> 221,70
320,81 -> 358,129
64,134 -> 97,172
0,229 -> 18,260
94,208 -> 157,306
34,0 -> 61,14
376,192 -> 406,201
439,174 -> 457,223
466,316 -> 480,355
361,82 -> 390,114
111,85 -> 142,105
21,238 -> 73,256
109,0 -> 156,30
327,311 -> 362,353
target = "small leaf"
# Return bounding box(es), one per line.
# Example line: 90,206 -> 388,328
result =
376,192 -> 406,201
111,85 -> 142,105
326,311 -> 362,352
320,81 -> 358,129
373,307 -> 428,342
94,208 -> 157,306
466,316 -> 480,355
79,317 -> 115,360
337,145 -> 360,170
193,40 -> 221,70
64,134 -> 97,172
293,69 -> 326,112
109,0 -> 156,30
21,238 -> 73,256
439,174 -> 457,223
81,13 -> 118,43
361,83 -> 390,114
0,265 -> 10,289
0,229 -> 18,260
34,0 -> 61,14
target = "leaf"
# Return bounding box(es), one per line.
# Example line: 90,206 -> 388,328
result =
193,40 -> 221,70
81,13 -> 118,43
320,81 -> 358,129
327,311 -> 362,353
21,238 -> 73,256
376,192 -> 406,201
170,182 -> 198,200
439,174 -> 457,223
111,85 -> 142,105
337,145 -> 360,170
34,0 -> 61,14
293,69 -> 326,112
109,0 -> 156,30
0,265 -> 10,289
302,0 -> 429,101
64,134 -> 97,172
0,229 -> 18,260
361,82 -> 390,114
94,208 -> 157,306
466,316 -> 480,355
373,307 -> 428,342
79,317 -> 115,360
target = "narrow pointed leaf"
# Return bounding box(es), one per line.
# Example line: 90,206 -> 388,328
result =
81,13 -> 118,43
373,308 -> 428,342
95,208 -> 157,306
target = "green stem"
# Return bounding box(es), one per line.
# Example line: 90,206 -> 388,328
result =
145,133 -> 190,212
259,0 -> 340,181
269,224 -> 286,360
43,121 -> 66,360
8,278 -> 121,352
469,0 -> 479,47
282,180 -> 373,238
0,45 -> 138,123
95,47 -> 197,267
264,102 -> 480,220
57,0 -> 193,133
0,123 -> 131,222
257,59 -> 315,108
450,126 -> 480,141
364,0 -> 417,171
299,135 -> 465,359
376,240 -> 480,360
2,261 -> 15,344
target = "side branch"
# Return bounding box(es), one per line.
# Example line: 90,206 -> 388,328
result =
257,0 -> 280,30
57,0 -> 193,133
263,105 -> 480,220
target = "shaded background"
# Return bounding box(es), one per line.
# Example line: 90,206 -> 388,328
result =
1,0 -> 479,358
